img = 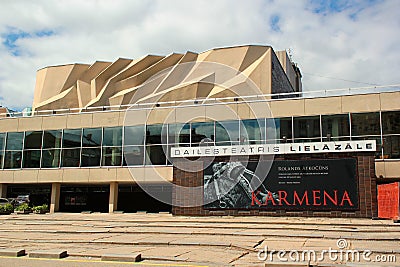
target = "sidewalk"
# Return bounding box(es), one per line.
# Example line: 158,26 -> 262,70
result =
0,213 -> 398,266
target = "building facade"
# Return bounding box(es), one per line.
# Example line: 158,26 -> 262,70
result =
0,45 -> 398,217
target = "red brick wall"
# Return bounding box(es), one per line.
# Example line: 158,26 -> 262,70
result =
172,153 -> 377,218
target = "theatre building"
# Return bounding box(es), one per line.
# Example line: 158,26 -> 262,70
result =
0,45 -> 398,218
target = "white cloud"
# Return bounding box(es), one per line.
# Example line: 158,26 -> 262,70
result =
0,0 -> 399,109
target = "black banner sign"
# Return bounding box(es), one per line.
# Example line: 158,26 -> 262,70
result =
203,159 -> 358,211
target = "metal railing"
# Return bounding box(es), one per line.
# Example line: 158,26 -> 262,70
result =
1,84 -> 399,118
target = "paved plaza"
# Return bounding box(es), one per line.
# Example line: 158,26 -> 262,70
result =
0,213 -> 398,266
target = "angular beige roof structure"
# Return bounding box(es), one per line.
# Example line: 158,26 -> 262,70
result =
32,45 -> 302,111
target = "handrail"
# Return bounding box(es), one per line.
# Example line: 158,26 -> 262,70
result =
1,84 -> 399,118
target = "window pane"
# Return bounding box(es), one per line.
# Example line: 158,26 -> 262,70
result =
41,149 -> 61,168
123,146 -> 144,166
351,112 -> 380,136
63,129 -> 82,148
322,114 -> 350,140
240,119 -> 265,144
294,116 -> 320,141
4,151 -> 22,169
81,147 -> 101,167
24,131 -> 43,149
146,124 -> 166,144
191,122 -> 214,144
61,148 -> 81,167
0,133 -> 6,151
383,135 -> 400,159
82,128 -> 102,147
6,132 -> 24,150
124,125 -> 145,145
43,130 -> 62,149
382,111 -> 400,135
103,127 -> 122,146
274,118 -> 292,142
23,150 -> 41,168
215,121 -> 239,145
145,145 -> 166,165
102,147 -> 122,166
0,150 -> 3,169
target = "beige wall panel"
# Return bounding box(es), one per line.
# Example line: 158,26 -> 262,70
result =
236,103 -> 251,120
92,112 -> 121,127
176,106 -> 206,123
304,97 -> 342,115
382,161 -> 400,178
248,101 -> 277,119
0,171 -> 14,183
67,113 -> 93,128
18,117 -> 43,131
119,109 -> 147,127
0,118 -> 19,132
270,99 -> 305,118
13,170 -> 38,183
42,115 -> 67,130
380,92 -> 400,111
205,104 -> 240,121
62,168 -> 90,183
341,94 -> 380,113
37,169 -> 63,183
144,166 -> 173,182
146,108 -> 176,124
89,168 -> 117,182
117,167 -> 138,182
375,161 -> 385,178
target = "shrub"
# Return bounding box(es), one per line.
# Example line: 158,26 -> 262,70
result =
0,203 -> 14,214
33,204 -> 49,213
14,203 -> 31,211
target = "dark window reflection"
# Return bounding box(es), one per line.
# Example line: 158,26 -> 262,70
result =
61,148 -> 81,167
4,151 -> 22,169
294,116 -> 320,142
82,128 -> 102,147
23,150 -> 41,168
145,145 -> 166,165
24,131 -> 43,149
240,119 -> 265,144
146,124 -> 166,144
43,130 -> 62,149
322,114 -> 350,141
275,117 -> 292,142
191,122 -> 214,145
6,132 -> 24,150
102,147 -> 122,166
123,146 -> 144,166
103,127 -> 122,146
215,121 -> 239,145
382,111 -> 400,135
81,148 -> 101,167
124,125 -> 145,146
41,149 -> 61,168
351,112 -> 380,136
63,129 -> 82,148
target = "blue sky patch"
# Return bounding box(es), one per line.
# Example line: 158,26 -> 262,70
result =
270,14 -> 281,32
308,0 -> 382,15
2,27 -> 56,56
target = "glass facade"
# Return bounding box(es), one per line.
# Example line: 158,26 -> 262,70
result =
0,110 -> 399,169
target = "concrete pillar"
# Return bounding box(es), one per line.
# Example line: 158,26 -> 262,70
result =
109,182 -> 118,213
0,184 -> 7,198
50,183 -> 61,213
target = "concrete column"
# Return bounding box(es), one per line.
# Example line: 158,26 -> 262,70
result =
109,182 -> 118,213
0,184 -> 7,198
50,183 -> 61,213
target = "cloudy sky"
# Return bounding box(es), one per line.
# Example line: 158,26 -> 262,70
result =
0,0 -> 399,110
